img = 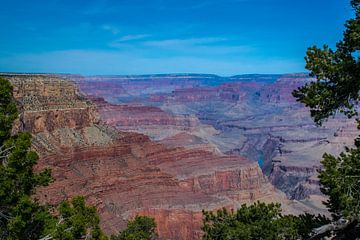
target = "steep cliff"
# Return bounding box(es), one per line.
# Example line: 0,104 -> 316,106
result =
4,74 -> 99,134
5,74 -> 286,240
74,73 -> 358,206
92,96 -> 218,141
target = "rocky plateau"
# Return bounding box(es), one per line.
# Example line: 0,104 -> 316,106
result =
0,73 -> 314,240
76,73 -> 358,204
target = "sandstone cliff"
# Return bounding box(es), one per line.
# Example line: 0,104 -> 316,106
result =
4,74 -> 99,134
74,73 -> 358,209
5,74 -> 288,240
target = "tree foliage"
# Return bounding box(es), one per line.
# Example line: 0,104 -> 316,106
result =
111,216 -> 157,240
0,78 -> 18,145
202,3 -> 360,236
202,202 -> 329,240
291,0 -> 360,237
320,146 -> 360,221
0,77 -> 53,240
41,196 -> 107,240
293,0 -> 360,221
292,0 -> 360,125
0,77 -> 107,239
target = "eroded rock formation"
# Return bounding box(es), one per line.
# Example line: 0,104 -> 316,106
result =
4,75 -> 98,133
4,74 -> 292,240
75,73 -> 358,206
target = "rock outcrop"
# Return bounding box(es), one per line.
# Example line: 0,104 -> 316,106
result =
33,126 -> 277,239
92,96 -> 218,142
4,74 -> 98,134
5,74 -> 288,240
258,73 -> 316,103
74,73 -> 358,206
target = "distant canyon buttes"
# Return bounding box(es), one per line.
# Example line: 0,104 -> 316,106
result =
1,73 -> 358,240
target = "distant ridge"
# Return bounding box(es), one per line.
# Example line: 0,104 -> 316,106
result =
0,72 -> 310,86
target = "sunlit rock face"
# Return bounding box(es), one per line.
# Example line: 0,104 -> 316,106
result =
76,73 -> 358,205
33,128 -> 277,239
5,74 -> 99,134
5,74 -> 294,240
5,72 -> 356,239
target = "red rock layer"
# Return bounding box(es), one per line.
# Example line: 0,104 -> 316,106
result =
96,98 -> 199,128
34,127 -> 272,239
6,75 -> 277,240
158,132 -> 215,152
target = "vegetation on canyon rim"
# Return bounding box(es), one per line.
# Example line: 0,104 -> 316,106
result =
110,216 -> 157,240
294,0 -> 360,235
202,202 -> 329,240
0,78 -> 156,240
1,1 -> 359,240
0,77 -> 106,239
203,0 -> 360,239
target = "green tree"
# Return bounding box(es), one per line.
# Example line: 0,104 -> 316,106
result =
202,202 -> 328,240
292,0 -> 360,124
111,216 -> 157,240
0,78 -> 18,145
292,0 -> 360,237
41,196 -> 107,240
0,77 -> 52,239
0,77 -> 108,239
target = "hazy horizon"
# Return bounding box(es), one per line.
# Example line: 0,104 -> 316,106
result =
0,71 -> 307,77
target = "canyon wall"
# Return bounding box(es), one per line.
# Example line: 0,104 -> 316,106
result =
75,73 -> 358,208
4,75 -> 98,133
3,74 -> 293,240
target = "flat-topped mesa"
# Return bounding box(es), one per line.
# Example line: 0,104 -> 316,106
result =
4,75 -> 99,133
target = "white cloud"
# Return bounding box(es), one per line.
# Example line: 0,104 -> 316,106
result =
138,37 -> 255,55
101,24 -> 120,35
115,34 -> 151,42
143,37 -> 227,47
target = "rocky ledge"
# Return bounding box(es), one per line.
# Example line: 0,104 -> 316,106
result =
6,74 -> 294,240
4,74 -> 99,134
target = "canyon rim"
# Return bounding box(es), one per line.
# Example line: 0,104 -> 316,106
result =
1,73 -> 357,239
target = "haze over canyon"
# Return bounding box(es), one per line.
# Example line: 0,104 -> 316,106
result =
0,72 -> 357,239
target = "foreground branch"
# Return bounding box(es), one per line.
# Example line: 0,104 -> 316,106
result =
309,218 -> 360,239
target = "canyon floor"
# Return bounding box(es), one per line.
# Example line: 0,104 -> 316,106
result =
2,73 -> 357,240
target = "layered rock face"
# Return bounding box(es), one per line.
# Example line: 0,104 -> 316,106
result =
4,74 -> 98,133
171,85 -> 247,102
258,73 -> 315,103
5,74 -> 287,240
6,72 -> 355,238
98,100 -> 190,127
91,96 -> 219,142
75,73 -> 358,208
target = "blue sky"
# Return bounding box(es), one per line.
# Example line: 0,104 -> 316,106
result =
0,0 -> 353,75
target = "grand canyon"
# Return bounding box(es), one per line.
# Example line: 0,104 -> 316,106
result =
0,73 -> 356,239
